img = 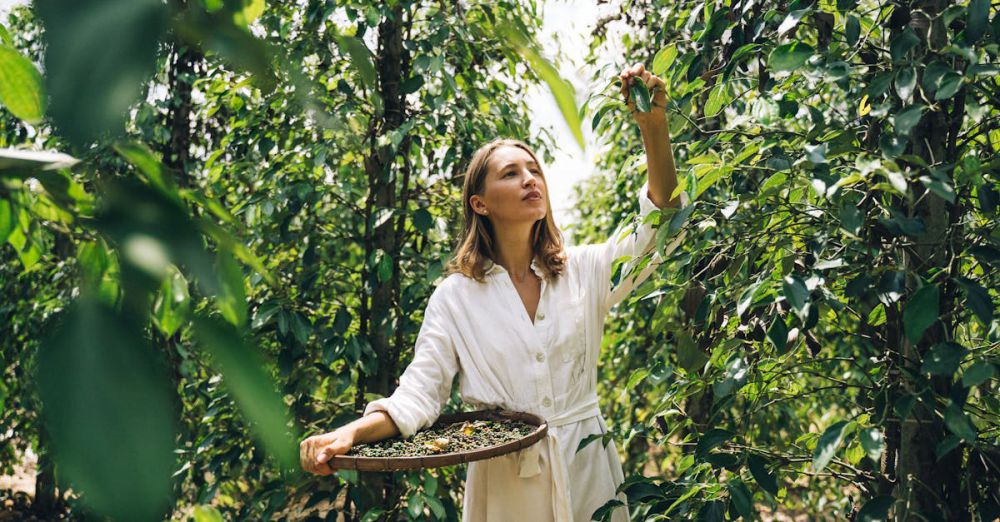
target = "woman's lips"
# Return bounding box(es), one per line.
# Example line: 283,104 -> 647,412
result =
523,191 -> 542,201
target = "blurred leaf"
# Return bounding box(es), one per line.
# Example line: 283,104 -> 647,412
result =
778,8 -> 811,36
934,72 -> 963,100
857,496 -> 895,522
336,35 -> 377,92
704,81 -> 729,117
114,141 -> 178,200
676,330 -> 708,373
36,0 -> 167,146
231,0 -> 265,27
0,44 -> 45,123
497,23 -> 584,150
37,298 -> 176,520
768,41 -> 813,71
895,67 -> 916,101
175,6 -> 277,91
813,420 -> 849,472
192,315 -> 298,470
904,283 -> 939,343
846,15 -> 860,46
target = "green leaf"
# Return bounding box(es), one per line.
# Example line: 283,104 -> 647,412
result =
904,283 -> 939,343
0,198 -> 13,245
782,274 -> 811,322
943,403 -> 977,442
152,267 -> 191,337
747,454 -> 779,496
0,148 -> 80,173
192,315 -> 298,470
193,506 -> 224,522
889,28 -> 920,62
845,16 -> 861,46
934,72 -> 963,100
766,315 -> 789,353
936,434 -> 962,460
630,81 -> 651,113
0,44 -> 45,123
336,36 -> 377,92
812,420 -> 849,472
768,41 -> 814,71
956,277 -> 993,325
36,0 -> 168,146
651,44 -> 678,75
704,81 -> 730,117
215,251 -> 248,328
695,428 -> 733,458
727,478 -> 754,518
859,428 -> 886,463
921,342 -> 966,376
966,0 -> 990,43
778,8 -> 811,36
895,67 -> 917,101
114,141 -> 178,199
676,330 -> 708,373
857,496 -> 895,522
962,361 -> 995,387
37,298 -> 177,520
231,0 -> 265,27
497,24 -> 584,151
893,105 -> 924,137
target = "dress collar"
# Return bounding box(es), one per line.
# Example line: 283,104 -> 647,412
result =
485,255 -> 546,279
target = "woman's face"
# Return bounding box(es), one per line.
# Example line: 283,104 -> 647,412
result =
470,145 -> 548,226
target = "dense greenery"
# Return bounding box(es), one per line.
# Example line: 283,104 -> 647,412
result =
0,0 -> 998,521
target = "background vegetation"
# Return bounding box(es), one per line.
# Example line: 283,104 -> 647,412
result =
0,0 -> 997,520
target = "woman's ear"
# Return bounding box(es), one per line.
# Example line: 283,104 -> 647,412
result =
470,195 -> 488,216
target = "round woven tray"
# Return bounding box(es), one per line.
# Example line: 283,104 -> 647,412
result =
327,409 -> 547,472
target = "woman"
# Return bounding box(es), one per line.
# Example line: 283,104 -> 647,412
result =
300,63 -> 688,521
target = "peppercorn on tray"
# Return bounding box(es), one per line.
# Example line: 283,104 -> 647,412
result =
328,410 -> 547,471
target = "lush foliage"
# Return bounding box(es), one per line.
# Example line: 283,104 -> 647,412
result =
1,0 -> 998,521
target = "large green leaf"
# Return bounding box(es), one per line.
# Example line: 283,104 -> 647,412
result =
0,198 -> 13,245
966,0 -> 990,43
857,496 -> 895,522
782,274 -> 811,322
859,427 -> 886,463
812,420 -> 850,471
35,0 -> 168,146
37,298 -> 177,520
921,342 -> 966,376
192,315 -> 297,470
748,454 -> 779,496
0,44 -> 45,123
904,283 -> 939,343
152,267 -> 191,337
768,41 -> 814,71
943,403 -> 977,442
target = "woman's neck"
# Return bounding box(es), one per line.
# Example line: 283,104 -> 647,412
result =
492,222 -> 537,282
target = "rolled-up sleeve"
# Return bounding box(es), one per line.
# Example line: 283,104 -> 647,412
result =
363,288 -> 458,438
597,181 -> 690,313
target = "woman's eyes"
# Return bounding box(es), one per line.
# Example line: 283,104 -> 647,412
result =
502,169 -> 541,177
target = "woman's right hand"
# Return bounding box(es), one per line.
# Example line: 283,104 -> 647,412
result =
300,427 -> 356,476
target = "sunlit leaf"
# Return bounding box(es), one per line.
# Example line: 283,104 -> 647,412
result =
903,283 -> 939,343
0,44 -> 45,123
813,420 -> 849,471
768,41 -> 813,71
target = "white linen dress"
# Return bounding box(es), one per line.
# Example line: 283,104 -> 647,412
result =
364,182 -> 688,521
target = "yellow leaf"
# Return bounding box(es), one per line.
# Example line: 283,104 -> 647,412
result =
858,94 -> 871,117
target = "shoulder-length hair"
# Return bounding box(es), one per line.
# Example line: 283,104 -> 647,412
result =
445,138 -> 567,283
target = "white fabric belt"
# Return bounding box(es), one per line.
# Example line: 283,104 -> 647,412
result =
516,393 -> 602,522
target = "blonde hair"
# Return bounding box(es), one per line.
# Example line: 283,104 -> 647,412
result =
446,138 -> 567,283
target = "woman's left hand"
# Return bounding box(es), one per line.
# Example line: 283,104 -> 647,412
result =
618,63 -> 667,128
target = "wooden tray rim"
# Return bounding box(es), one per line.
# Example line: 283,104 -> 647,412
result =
327,409 -> 548,472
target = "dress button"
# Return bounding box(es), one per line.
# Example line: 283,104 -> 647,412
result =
536,352 -> 545,362
542,397 -> 552,407
537,312 -> 545,321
